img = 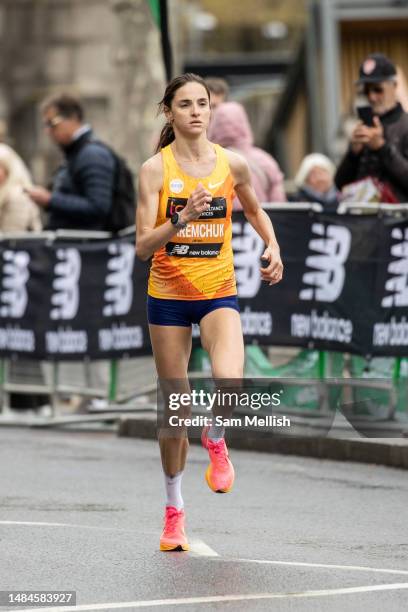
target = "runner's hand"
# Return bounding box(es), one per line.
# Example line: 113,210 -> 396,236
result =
180,183 -> 212,223
260,246 -> 283,286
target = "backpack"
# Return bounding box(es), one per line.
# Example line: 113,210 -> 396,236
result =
95,140 -> 136,233
69,139 -> 136,233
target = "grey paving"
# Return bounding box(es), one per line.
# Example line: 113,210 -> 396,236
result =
0,428 -> 407,611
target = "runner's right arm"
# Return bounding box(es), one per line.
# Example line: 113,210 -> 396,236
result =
136,156 -> 211,261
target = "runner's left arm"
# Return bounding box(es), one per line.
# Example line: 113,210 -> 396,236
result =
227,150 -> 283,285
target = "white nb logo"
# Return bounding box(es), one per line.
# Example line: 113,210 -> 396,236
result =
382,227 -> 408,307
300,223 -> 351,302
103,243 -> 135,316
170,244 -> 189,256
232,221 -> 264,298
51,248 -> 81,320
0,250 -> 30,318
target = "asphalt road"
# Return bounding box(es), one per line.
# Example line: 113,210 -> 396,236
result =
0,427 -> 408,612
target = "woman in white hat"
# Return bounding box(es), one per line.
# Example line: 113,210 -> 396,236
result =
290,153 -> 340,212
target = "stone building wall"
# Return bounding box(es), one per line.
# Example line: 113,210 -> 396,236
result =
0,0 -> 165,183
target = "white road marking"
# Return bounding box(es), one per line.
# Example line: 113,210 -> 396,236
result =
0,521 -> 218,555
0,520 -> 100,529
230,557 -> 408,576
14,583 -> 408,611
2,521 -> 407,577
189,539 -> 219,557
0,521 -> 157,536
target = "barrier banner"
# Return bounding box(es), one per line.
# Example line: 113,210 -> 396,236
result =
232,211 -> 380,356
370,215 -> 408,356
0,236 -> 149,360
232,210 -> 408,357
0,209 -> 407,359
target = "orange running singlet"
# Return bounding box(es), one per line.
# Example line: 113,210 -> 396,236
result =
148,144 -> 237,300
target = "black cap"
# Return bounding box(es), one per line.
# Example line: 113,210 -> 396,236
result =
356,53 -> 397,85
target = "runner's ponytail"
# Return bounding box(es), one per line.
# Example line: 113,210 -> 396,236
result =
156,122 -> 175,152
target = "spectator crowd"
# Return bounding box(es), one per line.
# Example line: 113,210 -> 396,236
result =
1,51 -> 407,239
2,50 -> 408,415
205,52 -> 408,209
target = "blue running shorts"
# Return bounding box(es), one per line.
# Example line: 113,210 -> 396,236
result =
147,295 -> 240,327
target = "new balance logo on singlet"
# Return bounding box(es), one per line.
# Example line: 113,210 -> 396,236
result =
169,244 -> 190,256
166,243 -> 222,258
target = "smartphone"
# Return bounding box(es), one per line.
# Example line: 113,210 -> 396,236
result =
357,105 -> 374,127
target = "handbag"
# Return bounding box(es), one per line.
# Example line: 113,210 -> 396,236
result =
341,176 -> 399,204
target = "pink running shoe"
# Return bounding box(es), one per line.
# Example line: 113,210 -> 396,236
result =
160,506 -> 189,551
201,426 -> 235,493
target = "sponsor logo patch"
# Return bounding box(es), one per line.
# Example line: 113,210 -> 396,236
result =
166,242 -> 222,258
169,178 -> 184,194
166,197 -> 226,219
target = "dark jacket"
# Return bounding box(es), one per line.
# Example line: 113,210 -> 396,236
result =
47,128 -> 115,230
289,185 -> 340,212
335,103 -> 408,203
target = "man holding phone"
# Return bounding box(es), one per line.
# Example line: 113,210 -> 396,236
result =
335,53 -> 408,203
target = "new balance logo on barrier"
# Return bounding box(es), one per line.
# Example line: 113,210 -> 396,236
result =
51,248 -> 81,320
300,223 -> 351,302
382,227 -> 408,307
0,250 -> 30,318
232,221 -> 264,298
103,243 -> 134,316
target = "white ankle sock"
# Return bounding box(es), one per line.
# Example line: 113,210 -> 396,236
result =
164,471 -> 184,509
208,423 -> 225,441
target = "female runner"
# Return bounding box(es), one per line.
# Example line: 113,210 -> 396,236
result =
136,73 -> 283,551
